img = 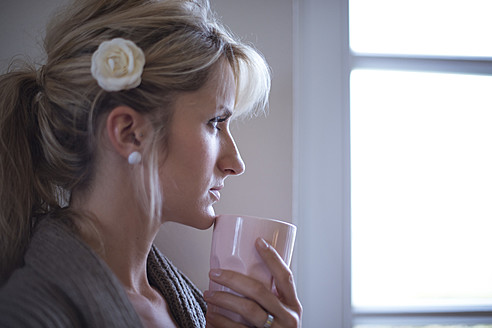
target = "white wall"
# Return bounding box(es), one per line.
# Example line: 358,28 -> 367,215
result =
0,0 -> 294,294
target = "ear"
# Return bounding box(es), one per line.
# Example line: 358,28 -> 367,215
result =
105,106 -> 148,160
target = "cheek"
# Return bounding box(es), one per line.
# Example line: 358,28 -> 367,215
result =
189,134 -> 220,168
172,136 -> 218,181
163,128 -> 220,183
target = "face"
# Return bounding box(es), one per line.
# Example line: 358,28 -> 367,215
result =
158,61 -> 245,229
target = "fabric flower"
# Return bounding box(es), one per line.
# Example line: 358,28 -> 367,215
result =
91,38 -> 145,92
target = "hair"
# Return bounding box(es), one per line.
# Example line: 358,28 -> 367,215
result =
0,0 -> 270,284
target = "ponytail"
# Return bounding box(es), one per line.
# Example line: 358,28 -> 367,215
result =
0,64 -> 58,284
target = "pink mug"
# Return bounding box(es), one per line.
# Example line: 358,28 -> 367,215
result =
208,214 -> 297,324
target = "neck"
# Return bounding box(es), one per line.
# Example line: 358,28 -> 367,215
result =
85,210 -> 159,294
70,170 -> 161,294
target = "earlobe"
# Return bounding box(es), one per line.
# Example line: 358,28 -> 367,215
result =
106,106 -> 146,160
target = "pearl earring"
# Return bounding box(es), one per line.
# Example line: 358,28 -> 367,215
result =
128,151 -> 142,165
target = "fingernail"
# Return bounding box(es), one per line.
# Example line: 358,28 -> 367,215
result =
210,268 -> 222,277
258,237 -> 269,249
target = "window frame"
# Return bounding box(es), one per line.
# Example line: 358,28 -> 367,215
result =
294,0 -> 492,326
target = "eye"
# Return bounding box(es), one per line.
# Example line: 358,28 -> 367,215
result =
209,116 -> 228,131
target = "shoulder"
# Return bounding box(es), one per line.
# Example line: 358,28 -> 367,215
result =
0,265 -> 83,327
0,217 -> 141,328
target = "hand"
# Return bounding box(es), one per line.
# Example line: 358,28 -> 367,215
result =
204,238 -> 302,328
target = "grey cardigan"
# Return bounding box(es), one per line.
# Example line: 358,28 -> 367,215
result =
0,218 -> 206,327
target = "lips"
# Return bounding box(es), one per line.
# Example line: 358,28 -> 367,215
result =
209,189 -> 220,201
209,185 -> 223,202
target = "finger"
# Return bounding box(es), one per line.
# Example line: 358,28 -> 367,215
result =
255,238 -> 300,307
205,308 -> 247,328
204,290 -> 273,328
208,269 -> 285,317
207,269 -> 302,327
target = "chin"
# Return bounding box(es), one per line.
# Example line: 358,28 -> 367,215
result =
195,220 -> 215,230
196,209 -> 217,230
185,217 -> 215,230
182,207 -> 216,230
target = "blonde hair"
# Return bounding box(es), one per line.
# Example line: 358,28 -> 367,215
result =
0,0 -> 270,284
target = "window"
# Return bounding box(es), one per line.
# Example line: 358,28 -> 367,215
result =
294,0 -> 492,326
349,0 -> 492,58
349,0 -> 492,326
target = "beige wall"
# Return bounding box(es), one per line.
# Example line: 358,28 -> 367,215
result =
0,0 -> 294,292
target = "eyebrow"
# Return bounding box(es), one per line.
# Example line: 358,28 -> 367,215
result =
220,107 -> 233,117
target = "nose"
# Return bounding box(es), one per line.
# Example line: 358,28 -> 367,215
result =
218,133 -> 245,176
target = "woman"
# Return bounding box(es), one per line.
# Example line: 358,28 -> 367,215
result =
0,0 -> 302,327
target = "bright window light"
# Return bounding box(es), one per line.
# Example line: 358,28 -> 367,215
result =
351,69 -> 492,308
355,326 -> 492,328
349,0 -> 492,57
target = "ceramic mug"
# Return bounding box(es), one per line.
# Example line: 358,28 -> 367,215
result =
208,214 -> 297,324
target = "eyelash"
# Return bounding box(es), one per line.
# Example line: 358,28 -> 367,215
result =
209,116 -> 228,131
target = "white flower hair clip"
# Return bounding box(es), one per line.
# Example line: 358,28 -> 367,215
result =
91,38 -> 145,92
